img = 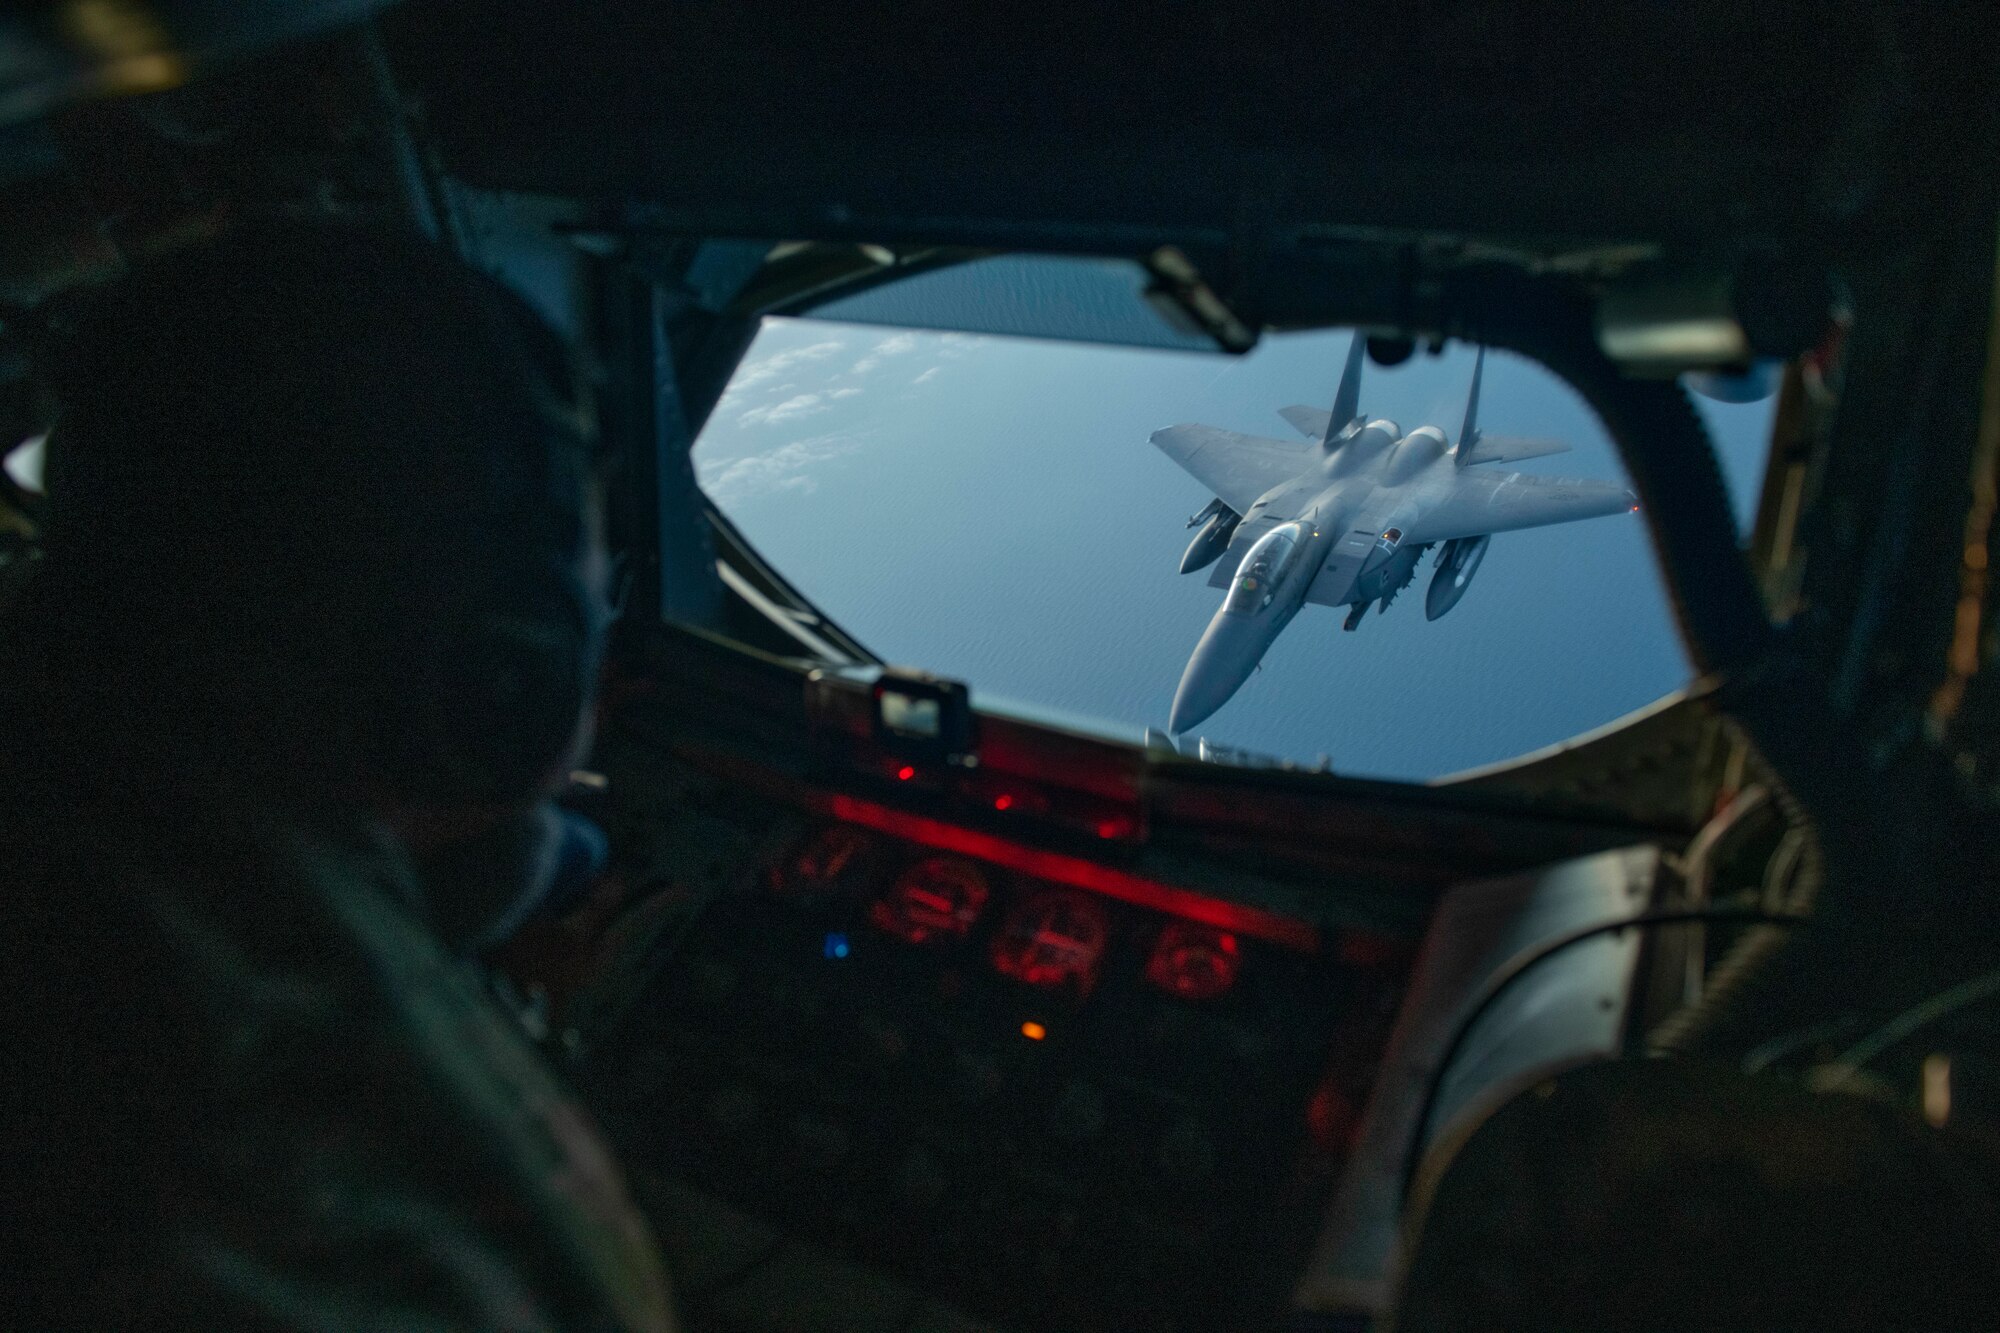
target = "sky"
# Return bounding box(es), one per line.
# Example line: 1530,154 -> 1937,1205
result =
692,295 -> 1774,783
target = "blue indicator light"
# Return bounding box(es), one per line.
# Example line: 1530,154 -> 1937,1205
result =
823,932 -> 851,960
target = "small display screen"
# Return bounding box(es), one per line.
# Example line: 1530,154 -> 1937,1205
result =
879,689 -> 941,739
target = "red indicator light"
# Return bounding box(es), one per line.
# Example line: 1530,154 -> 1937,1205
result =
896,765 -> 916,781
991,890 -> 1109,996
1095,816 -> 1130,840
870,856 -> 990,946
993,794 -> 1015,811
1145,922 -> 1241,1001
1020,1020 -> 1047,1041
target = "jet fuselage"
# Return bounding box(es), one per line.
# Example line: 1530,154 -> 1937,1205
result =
1168,418 -> 1437,732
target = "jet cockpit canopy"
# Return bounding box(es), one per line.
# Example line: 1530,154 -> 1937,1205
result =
1224,521 -> 1306,615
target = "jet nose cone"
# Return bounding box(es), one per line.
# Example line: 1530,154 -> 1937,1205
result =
1169,615 -> 1268,734
1166,687 -> 1209,737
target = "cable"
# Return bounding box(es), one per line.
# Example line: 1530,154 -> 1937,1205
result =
1397,906 -> 1812,1212
1667,785 -> 1772,1009
1648,792 -> 1821,1054
1813,964 -> 2000,1092
1678,786 -> 1773,911
1759,826 -> 1810,913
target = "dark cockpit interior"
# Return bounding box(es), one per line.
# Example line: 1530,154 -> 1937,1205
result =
5,4 -> 2000,1330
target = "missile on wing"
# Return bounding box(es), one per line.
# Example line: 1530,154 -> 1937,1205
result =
1425,533 -> 1490,620
1180,502 -> 1241,574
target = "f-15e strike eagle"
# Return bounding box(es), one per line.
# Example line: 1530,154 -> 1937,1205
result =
1153,336 -> 1638,733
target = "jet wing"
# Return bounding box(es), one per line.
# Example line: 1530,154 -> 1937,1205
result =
1150,424 -> 1313,514
1460,434 -> 1570,466
1406,471 -> 1636,544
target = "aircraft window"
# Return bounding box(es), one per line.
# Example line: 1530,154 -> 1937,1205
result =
693,313 -> 1774,780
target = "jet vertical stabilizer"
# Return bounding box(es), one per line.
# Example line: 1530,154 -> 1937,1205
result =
1326,333 -> 1366,445
1454,345 -> 1485,467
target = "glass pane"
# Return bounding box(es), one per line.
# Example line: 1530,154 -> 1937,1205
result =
695,317 -> 1775,780
1223,525 -> 1299,615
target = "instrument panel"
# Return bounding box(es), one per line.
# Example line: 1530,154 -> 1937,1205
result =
585,816 -> 1407,1333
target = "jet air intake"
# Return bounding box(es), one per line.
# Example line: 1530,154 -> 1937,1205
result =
1354,527 -> 1424,610
1425,534 -> 1490,620
1180,500 -> 1241,574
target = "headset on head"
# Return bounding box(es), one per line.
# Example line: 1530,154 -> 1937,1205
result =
384,265 -> 612,809
12,226 -> 613,812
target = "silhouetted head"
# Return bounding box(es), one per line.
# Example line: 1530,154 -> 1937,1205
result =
21,223 -> 609,825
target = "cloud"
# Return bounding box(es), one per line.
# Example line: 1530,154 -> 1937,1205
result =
738,392 -> 828,427
912,367 -> 940,385
848,331 -> 922,376
937,332 -> 985,359
741,340 -> 846,384
701,431 -> 861,505
716,339 -> 846,406
830,387 -> 862,399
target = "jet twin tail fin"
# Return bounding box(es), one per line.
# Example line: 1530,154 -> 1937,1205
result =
1327,332 -> 1366,443
1290,338 -> 1567,465
1452,344 -> 1569,464
1454,345 -> 1485,467
1277,334 -> 1368,445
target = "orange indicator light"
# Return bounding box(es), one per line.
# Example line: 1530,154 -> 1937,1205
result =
1020,1021 -> 1047,1041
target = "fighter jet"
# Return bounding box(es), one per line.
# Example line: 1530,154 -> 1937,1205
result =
1155,336 -> 1638,733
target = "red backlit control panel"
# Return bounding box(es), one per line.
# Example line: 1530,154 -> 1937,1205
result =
587,821 -> 1397,1333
